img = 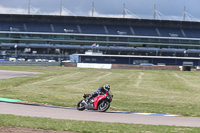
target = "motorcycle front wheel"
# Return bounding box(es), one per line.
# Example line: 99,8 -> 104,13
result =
97,100 -> 110,112
77,100 -> 85,111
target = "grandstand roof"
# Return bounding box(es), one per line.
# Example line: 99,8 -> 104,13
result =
74,54 -> 200,60
0,14 -> 200,29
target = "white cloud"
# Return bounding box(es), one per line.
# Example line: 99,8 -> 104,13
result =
0,5 -> 73,16
88,11 -> 138,19
0,6 -> 28,14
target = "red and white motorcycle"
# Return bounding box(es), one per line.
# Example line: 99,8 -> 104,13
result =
77,90 -> 113,112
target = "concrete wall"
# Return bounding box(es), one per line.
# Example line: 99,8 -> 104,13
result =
0,61 -> 61,66
64,62 -> 180,71
112,64 -> 180,71
63,62 -> 77,67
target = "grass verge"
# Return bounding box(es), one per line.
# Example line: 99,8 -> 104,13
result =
0,114 -> 200,133
0,66 -> 200,117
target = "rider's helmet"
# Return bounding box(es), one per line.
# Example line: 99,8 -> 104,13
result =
103,84 -> 110,92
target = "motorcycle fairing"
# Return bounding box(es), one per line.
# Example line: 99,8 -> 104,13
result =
93,95 -> 107,109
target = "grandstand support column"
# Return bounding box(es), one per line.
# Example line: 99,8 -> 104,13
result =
181,29 -> 186,37
92,2 -> 94,17
153,5 -> 156,19
23,23 -> 27,32
130,27 -> 135,35
156,28 -> 161,36
123,3 -> 125,18
28,0 -> 31,14
183,6 -> 186,21
104,26 -> 108,34
60,0 -> 63,15
77,25 -> 82,33
50,24 -> 55,32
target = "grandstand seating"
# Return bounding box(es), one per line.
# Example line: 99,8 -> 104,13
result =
26,22 -> 52,32
106,25 -> 132,35
187,49 -> 200,53
0,21 -> 25,32
53,23 -> 79,33
0,20 -> 200,39
132,26 -> 158,36
135,47 -> 159,52
158,27 -> 184,37
161,48 -> 185,53
109,46 -> 134,51
80,24 -> 105,34
183,29 -> 200,38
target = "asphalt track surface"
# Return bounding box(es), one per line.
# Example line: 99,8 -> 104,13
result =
1,102 -> 200,127
0,70 -> 200,127
0,70 -> 42,79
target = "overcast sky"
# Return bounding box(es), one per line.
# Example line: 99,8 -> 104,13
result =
0,0 -> 199,21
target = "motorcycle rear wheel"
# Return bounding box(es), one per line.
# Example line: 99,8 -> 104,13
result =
97,100 -> 110,112
77,100 -> 85,111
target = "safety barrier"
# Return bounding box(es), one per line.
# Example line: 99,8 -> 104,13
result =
0,61 -> 61,66
64,62 -> 180,71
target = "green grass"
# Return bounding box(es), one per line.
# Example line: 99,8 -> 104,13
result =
0,66 -> 200,117
0,114 -> 200,133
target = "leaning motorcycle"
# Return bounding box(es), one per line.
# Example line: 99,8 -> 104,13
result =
77,90 -> 113,112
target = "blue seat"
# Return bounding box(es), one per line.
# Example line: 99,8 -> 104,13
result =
184,29 -> 200,38
80,24 -> 105,34
107,25 -> 132,35
158,28 -> 183,37
0,21 -> 25,31
133,26 -> 158,36
53,23 -> 78,33
26,22 -> 51,32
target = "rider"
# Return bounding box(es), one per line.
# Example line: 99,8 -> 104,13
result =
88,84 -> 110,101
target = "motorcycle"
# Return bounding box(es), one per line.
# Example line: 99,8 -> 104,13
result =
77,90 -> 113,112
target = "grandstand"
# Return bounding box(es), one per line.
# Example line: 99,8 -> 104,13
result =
0,14 -> 200,65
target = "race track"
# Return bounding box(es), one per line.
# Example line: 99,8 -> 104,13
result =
0,70 -> 200,127
0,70 -> 42,79
0,102 -> 200,127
